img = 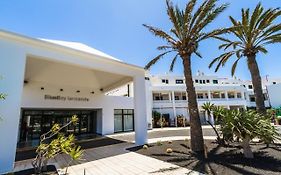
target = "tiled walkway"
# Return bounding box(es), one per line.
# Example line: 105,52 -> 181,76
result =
14,142 -> 202,175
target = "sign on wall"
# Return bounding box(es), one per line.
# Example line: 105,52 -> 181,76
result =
44,94 -> 90,102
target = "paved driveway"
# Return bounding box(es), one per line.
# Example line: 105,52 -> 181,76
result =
14,142 -> 202,175
14,127 -> 216,175
107,126 -> 216,143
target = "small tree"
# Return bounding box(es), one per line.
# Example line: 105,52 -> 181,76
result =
220,110 -> 280,158
32,115 -> 84,174
202,102 -> 224,145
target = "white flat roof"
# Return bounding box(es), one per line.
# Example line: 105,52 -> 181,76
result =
40,39 -> 121,61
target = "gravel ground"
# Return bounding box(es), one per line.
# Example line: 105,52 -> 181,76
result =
129,140 -> 281,175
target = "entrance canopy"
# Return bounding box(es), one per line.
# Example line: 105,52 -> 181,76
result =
25,56 -> 133,94
0,30 -> 148,174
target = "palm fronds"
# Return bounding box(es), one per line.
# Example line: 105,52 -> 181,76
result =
209,3 -> 281,75
144,0 -> 228,70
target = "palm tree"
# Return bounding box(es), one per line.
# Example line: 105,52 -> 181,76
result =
209,3 -> 281,114
202,102 -> 214,123
143,0 -> 228,153
202,102 -> 223,144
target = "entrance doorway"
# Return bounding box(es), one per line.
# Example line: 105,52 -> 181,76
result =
18,109 -> 98,148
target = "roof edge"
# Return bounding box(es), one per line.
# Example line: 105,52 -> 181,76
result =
0,29 -> 145,71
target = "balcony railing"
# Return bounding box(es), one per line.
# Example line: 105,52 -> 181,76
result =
153,98 -> 246,103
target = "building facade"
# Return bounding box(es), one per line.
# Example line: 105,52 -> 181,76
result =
149,72 -> 280,126
0,30 -> 148,174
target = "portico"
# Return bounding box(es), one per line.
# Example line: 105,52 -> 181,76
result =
0,30 -> 148,174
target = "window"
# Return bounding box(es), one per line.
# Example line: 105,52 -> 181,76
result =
213,80 -> 218,84
237,92 -> 242,98
176,79 -> 184,84
174,92 -> 186,100
199,80 -> 203,84
195,79 -> 199,83
153,93 -> 169,101
249,95 -> 255,102
203,80 -> 206,84
161,79 -> 169,84
206,80 -> 210,83
248,85 -> 253,89
211,92 -> 220,98
273,82 -> 277,84
197,93 -> 204,99
114,109 -> 134,132
228,92 -> 235,98
221,93 -> 225,98
20,109 -> 97,144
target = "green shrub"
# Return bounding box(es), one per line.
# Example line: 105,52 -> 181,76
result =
32,115 -> 84,174
220,110 -> 280,158
156,140 -> 162,146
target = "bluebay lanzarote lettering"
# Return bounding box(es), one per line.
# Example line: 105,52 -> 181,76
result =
44,95 -> 89,102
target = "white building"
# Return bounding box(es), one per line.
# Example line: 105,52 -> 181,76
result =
108,72 -> 280,127
0,30 -> 148,174
150,73 -> 245,126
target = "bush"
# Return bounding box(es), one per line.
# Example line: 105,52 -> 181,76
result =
152,111 -> 170,127
32,115 -> 84,174
156,140 -> 162,146
176,115 -> 185,127
220,110 -> 280,158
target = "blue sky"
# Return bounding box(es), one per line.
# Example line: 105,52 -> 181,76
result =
0,0 -> 280,80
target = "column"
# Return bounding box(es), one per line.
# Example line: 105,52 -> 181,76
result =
241,91 -> 245,100
225,91 -> 229,100
133,75 -> 148,145
171,91 -> 177,127
168,91 -> 172,102
0,50 -> 26,174
208,90 -> 211,100
145,79 -> 153,129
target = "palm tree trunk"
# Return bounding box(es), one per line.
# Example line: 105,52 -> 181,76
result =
247,55 -> 266,114
182,53 -> 204,153
242,135 -> 254,158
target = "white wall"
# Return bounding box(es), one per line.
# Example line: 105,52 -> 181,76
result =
0,39 -> 26,174
268,83 -> 281,108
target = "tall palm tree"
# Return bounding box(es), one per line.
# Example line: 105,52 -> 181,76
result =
144,0 -> 228,152
209,3 -> 281,114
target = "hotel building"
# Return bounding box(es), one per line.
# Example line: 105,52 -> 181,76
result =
110,72 -> 280,127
